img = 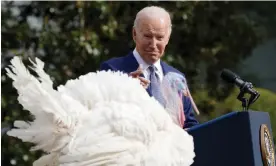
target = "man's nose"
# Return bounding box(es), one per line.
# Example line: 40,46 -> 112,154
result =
149,38 -> 157,48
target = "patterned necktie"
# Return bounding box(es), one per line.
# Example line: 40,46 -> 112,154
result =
148,65 -> 166,106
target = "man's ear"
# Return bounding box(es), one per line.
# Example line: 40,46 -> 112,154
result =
132,27 -> 137,43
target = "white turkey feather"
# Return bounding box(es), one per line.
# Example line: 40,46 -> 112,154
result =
6,57 -> 195,166
29,57 -> 53,90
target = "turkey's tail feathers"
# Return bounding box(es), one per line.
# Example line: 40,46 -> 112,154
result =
29,57 -> 53,90
6,57 -> 82,154
6,57 -> 195,166
33,153 -> 60,166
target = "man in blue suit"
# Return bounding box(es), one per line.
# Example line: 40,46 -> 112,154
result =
100,6 -> 198,128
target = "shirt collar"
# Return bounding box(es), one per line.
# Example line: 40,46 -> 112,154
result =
133,48 -> 162,73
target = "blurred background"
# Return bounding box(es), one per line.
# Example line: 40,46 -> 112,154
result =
1,1 -> 276,165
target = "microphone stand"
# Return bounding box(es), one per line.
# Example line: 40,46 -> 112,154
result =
236,82 -> 260,111
237,91 -> 248,111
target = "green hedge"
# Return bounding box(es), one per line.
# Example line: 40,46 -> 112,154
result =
221,88 -> 276,139
194,87 -> 276,141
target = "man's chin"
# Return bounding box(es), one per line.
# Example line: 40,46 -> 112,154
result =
147,58 -> 159,64
141,53 -> 160,64
147,54 -> 160,61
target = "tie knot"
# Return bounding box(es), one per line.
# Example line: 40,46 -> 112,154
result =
148,65 -> 156,73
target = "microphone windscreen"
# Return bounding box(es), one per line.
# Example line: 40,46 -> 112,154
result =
220,69 -> 239,83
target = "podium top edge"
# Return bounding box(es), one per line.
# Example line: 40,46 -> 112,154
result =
187,111 -> 268,132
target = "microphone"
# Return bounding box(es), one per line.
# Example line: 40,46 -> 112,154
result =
220,69 -> 258,95
220,69 -> 260,109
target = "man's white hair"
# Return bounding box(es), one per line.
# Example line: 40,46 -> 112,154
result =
133,6 -> 172,35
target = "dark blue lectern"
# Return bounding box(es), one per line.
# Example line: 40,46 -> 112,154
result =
188,111 -> 275,166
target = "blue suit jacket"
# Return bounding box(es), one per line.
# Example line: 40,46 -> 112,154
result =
100,52 -> 199,128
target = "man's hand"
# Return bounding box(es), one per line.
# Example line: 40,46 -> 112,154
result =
129,65 -> 150,89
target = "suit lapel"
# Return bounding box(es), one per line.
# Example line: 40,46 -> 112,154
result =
161,61 -> 171,75
124,52 -> 140,73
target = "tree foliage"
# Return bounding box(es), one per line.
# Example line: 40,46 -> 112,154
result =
214,88 -> 276,141
1,1 -> 276,165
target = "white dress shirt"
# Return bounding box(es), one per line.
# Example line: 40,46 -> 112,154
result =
133,48 -> 164,81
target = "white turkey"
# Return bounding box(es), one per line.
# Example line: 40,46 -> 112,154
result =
6,57 -> 195,166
